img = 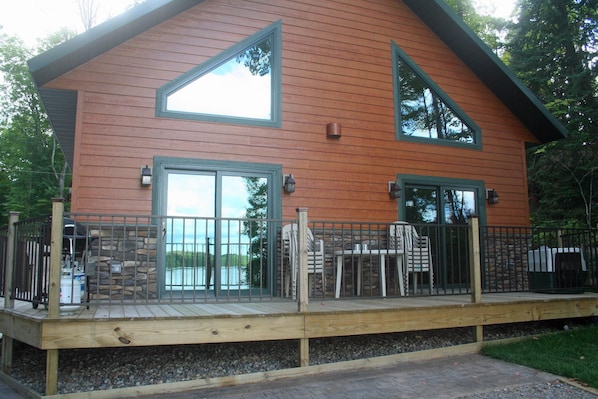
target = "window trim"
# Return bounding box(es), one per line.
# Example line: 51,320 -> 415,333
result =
391,41 -> 482,149
156,20 -> 282,128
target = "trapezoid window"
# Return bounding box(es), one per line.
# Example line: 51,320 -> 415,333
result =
156,21 -> 281,127
392,42 -> 481,147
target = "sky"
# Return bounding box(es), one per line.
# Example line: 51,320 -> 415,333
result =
1,0 -> 517,46
0,0 -> 137,45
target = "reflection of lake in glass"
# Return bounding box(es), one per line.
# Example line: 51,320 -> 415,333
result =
166,266 -> 249,290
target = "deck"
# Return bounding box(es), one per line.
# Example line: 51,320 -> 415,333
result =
2,292 -> 597,351
1,292 -> 597,397
2,209 -> 597,396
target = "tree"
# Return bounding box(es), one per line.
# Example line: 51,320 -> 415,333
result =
507,0 -> 598,228
445,0 -> 510,55
243,177 -> 269,288
0,31 -> 74,225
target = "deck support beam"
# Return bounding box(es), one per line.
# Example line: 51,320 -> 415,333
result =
298,338 -> 309,367
1,336 -> 13,373
45,349 -> 58,395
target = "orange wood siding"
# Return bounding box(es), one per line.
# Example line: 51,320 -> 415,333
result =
45,0 -> 539,225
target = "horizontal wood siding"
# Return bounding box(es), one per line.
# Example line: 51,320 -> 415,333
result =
47,0 -> 539,225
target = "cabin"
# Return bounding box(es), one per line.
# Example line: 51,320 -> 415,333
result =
1,0 -> 597,397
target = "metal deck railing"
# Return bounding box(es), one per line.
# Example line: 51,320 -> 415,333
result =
1,208 -> 596,309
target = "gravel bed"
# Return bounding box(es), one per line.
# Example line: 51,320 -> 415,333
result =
4,319 -> 596,396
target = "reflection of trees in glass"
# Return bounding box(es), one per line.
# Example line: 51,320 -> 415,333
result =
405,187 -> 438,224
243,177 -> 268,288
399,59 -> 474,143
236,36 -> 272,77
444,190 -> 474,225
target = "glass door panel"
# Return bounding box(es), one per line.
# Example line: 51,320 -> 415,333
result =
220,176 -> 269,292
404,184 -> 478,289
165,173 -> 215,292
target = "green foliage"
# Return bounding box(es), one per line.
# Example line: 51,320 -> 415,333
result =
447,0 -> 598,228
507,0 -> 598,228
444,0 -> 510,55
165,251 -> 248,269
243,177 -> 269,288
482,325 -> 598,388
0,32 -> 74,225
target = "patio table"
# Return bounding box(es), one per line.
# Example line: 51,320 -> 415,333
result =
334,248 -> 405,298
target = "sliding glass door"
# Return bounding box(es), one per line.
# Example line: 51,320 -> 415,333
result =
401,176 -> 485,290
158,160 -> 280,297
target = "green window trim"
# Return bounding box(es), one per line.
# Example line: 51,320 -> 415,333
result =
156,20 -> 282,128
391,41 -> 482,149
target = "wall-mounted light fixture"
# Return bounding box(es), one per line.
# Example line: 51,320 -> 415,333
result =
388,180 -> 401,199
140,165 -> 152,186
326,122 -> 341,138
283,174 -> 296,194
486,188 -> 499,205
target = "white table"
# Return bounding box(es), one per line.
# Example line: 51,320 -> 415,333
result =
334,249 -> 405,298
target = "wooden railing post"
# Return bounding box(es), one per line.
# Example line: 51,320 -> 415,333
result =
45,198 -> 64,396
468,216 -> 483,342
47,198 -> 64,319
296,208 -> 309,312
469,216 -> 482,303
1,211 -> 19,374
296,207 -> 309,368
4,212 -> 19,310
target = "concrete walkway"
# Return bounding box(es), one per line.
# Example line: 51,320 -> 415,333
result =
153,354 -> 594,399
1,354 -> 596,398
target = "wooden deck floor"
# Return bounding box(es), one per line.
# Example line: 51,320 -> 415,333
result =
1,292 -> 597,351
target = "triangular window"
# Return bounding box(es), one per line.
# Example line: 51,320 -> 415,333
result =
392,42 -> 480,147
157,21 -> 281,127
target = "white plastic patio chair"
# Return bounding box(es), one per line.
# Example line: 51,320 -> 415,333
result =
389,222 -> 434,294
282,223 -> 325,298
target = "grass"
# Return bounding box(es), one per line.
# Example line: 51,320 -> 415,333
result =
481,324 -> 598,389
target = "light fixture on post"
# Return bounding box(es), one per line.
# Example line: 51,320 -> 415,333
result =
140,165 -> 152,186
283,174 -> 296,194
486,188 -> 499,205
388,180 -> 401,199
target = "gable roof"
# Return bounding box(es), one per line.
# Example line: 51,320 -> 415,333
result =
28,0 -> 567,168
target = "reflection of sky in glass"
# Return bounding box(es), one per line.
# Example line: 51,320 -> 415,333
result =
167,174 -> 215,217
166,59 -> 271,119
166,174 -> 268,253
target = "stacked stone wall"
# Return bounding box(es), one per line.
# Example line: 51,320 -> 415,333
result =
86,225 -> 157,301
483,232 -> 530,291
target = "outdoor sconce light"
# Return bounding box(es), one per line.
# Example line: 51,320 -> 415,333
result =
283,174 -> 296,194
388,181 -> 401,199
140,165 -> 152,186
486,188 -> 499,205
326,122 -> 342,138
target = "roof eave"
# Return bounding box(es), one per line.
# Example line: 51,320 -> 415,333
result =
403,0 -> 568,143
28,0 -> 203,87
